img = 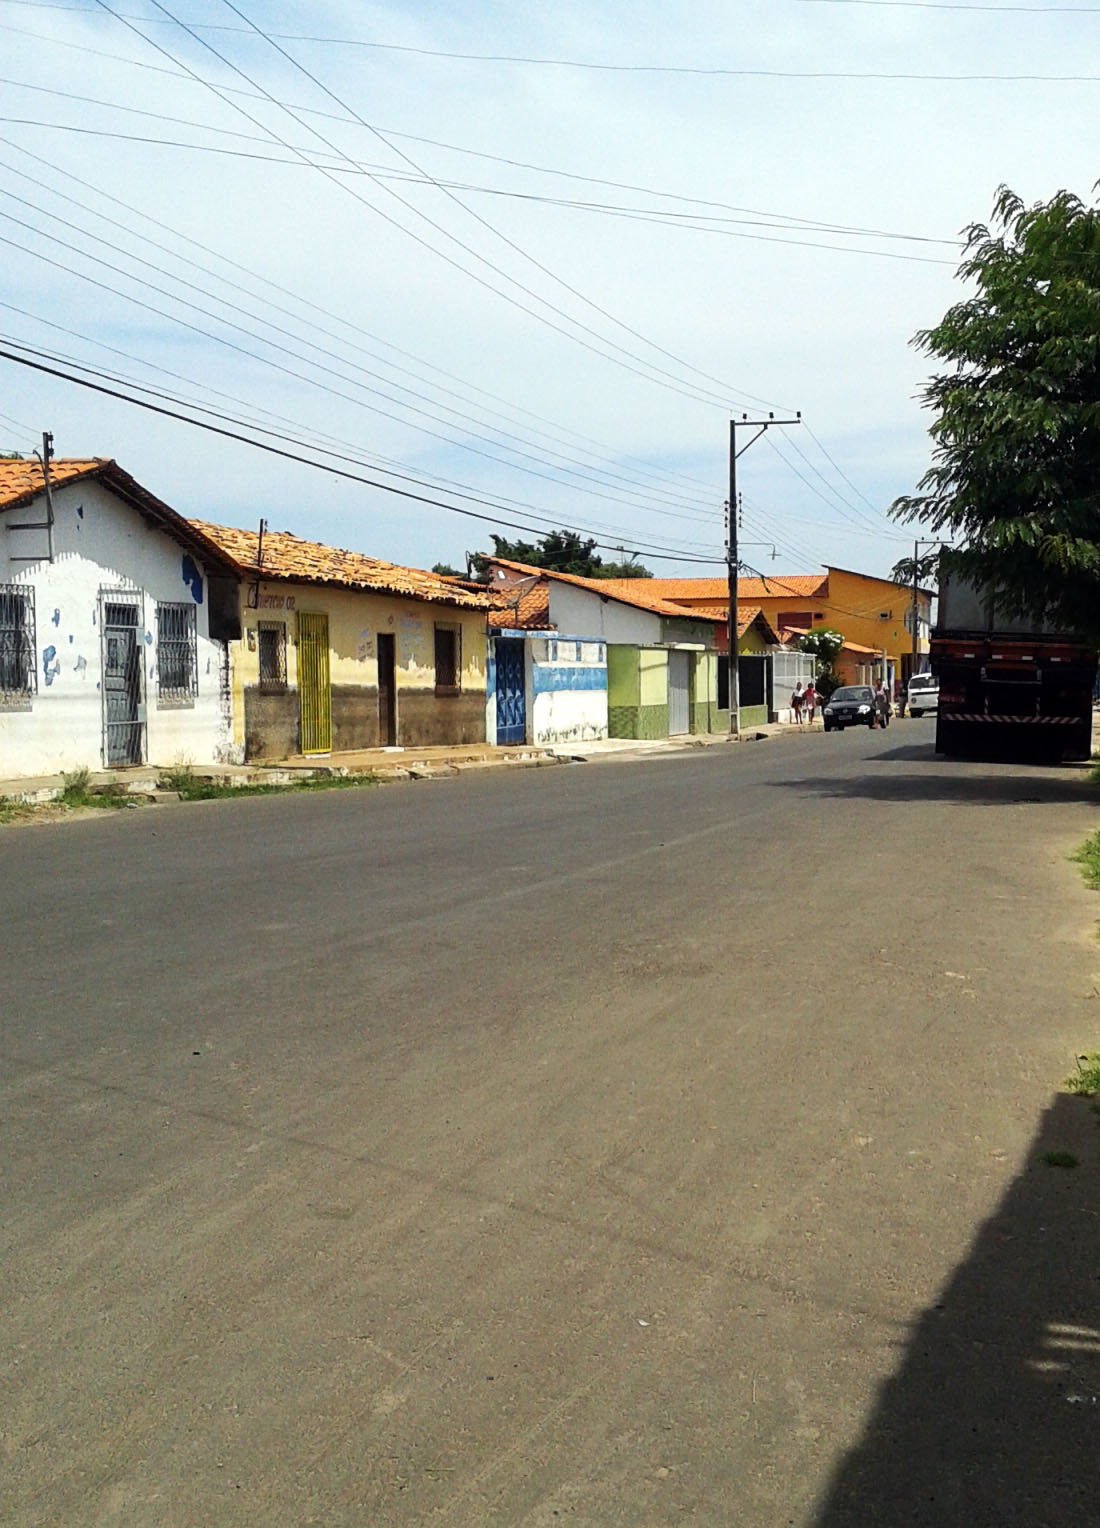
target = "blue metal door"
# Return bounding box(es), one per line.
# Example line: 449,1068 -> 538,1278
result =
495,638 -> 526,744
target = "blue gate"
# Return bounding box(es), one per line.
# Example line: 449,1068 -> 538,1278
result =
495,638 -> 526,744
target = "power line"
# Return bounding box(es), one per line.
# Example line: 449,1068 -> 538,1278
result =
89,0 -> 776,413
5,1 -> 1097,74
0,117 -> 956,263
0,341 -> 731,565
0,181 -> 749,527
0,319 -> 726,555
220,0 -> 787,410
0,71 -> 965,249
2,4 -> 916,562
0,114 -> 961,263
0,138 -> 725,514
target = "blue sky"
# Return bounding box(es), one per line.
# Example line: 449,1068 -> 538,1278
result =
2,0 -> 1098,580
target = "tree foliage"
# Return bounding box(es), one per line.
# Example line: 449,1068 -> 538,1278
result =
797,627 -> 844,699
891,185 -> 1100,639
797,626 -> 844,665
476,529 -> 651,580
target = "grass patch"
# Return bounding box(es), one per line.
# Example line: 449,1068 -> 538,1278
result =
157,768 -> 378,802
0,794 -> 36,824
0,766 -> 380,826
1041,1150 -> 1079,1169
1067,1053 -> 1100,1096
1072,829 -> 1100,891
58,768 -> 133,810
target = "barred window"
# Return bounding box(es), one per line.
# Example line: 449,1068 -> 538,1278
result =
258,621 -> 286,692
434,623 -> 460,693
0,583 -> 35,701
156,602 -> 197,703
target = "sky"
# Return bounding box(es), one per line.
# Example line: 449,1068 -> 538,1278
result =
1,0 -> 1098,583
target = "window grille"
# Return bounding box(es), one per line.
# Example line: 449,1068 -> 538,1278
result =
156,602 -> 198,702
434,624 -> 460,692
0,583 -> 35,700
258,621 -> 286,691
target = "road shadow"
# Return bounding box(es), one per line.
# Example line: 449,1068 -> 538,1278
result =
811,1092 -> 1100,1527
775,760 -> 1098,806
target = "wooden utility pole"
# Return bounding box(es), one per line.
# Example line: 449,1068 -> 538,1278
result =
727,413 -> 800,736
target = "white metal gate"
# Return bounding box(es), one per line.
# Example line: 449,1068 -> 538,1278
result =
668,649 -> 690,735
770,649 -> 816,718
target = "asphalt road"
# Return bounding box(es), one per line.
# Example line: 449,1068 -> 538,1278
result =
4,720 -> 1100,1527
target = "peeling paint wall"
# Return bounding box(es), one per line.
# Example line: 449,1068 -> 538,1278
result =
530,636 -> 607,744
0,480 -> 234,777
230,581 -> 487,758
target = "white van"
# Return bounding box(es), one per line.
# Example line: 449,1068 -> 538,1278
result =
907,673 -> 939,716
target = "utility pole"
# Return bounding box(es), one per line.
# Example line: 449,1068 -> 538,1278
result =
727,412 -> 800,736
11,431 -> 56,564
40,431 -> 54,564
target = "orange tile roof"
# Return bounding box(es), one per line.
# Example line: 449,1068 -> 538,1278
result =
488,578 -> 552,629
0,456 -> 108,507
738,573 -> 829,600
485,558 -> 724,623
611,574 -> 830,604
0,457 -> 240,574
192,520 -> 493,609
598,576 -> 729,604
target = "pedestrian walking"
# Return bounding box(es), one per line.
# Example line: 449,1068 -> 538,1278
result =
791,682 -> 805,725
803,681 -> 817,724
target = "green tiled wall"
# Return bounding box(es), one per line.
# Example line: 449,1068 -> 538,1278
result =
609,703 -> 670,739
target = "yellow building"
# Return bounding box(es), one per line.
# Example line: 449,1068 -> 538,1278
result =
192,521 -> 492,759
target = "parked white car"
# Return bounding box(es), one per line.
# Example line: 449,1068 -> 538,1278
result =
907,673 -> 939,716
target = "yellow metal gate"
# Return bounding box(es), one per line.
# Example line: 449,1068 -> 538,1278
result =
297,611 -> 331,753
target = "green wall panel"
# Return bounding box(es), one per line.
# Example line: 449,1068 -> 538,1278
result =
606,646 -> 639,709
608,702 -> 669,739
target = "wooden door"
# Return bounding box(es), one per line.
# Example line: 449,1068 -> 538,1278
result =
377,631 -> 397,746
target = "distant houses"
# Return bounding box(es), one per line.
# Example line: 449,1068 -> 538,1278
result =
1,451 -> 924,779
0,457 -> 494,776
642,567 -> 932,690
482,557 -> 729,744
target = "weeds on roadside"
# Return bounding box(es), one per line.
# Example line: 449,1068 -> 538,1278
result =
0,766 -> 380,826
1067,1053 -> 1100,1096
0,794 -> 35,824
1072,829 -> 1100,891
56,769 -> 131,810
156,770 -> 378,802
1041,1150 -> 1079,1169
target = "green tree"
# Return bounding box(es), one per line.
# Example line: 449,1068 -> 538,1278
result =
431,562 -> 465,579
476,529 -> 651,580
891,185 -> 1100,639
797,627 -> 844,698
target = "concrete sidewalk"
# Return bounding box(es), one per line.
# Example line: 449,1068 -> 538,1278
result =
0,720 -> 821,804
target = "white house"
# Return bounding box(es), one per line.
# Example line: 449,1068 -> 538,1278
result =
0,456 -> 242,777
483,558 -> 727,739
